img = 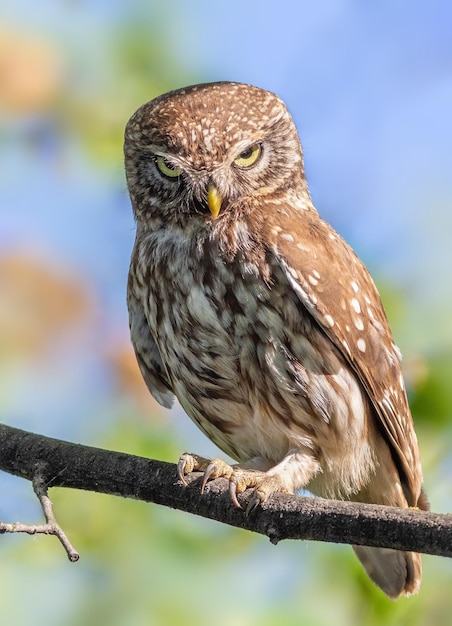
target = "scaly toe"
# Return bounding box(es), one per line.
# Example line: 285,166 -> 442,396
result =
201,463 -> 218,493
228,468 -> 266,510
229,470 -> 289,514
177,452 -> 211,486
201,457 -> 234,493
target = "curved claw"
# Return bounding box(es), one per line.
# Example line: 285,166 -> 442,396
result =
177,458 -> 188,487
201,462 -> 218,494
245,492 -> 261,516
229,480 -> 242,509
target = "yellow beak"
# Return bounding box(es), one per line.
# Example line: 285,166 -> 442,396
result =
207,184 -> 222,218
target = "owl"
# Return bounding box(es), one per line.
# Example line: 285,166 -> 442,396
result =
124,82 -> 427,599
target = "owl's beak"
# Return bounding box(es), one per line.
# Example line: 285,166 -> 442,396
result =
207,184 -> 222,218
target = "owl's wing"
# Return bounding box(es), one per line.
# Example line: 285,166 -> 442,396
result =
128,291 -> 175,409
271,207 -> 422,504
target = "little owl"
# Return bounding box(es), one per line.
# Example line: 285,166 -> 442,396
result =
124,82 -> 427,599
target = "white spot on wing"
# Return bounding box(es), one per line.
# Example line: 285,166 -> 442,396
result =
323,314 -> 335,328
351,298 -> 361,314
351,281 -> 359,293
357,338 -> 366,352
354,318 -> 364,331
281,233 -> 294,242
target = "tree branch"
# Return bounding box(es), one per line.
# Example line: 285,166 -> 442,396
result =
0,465 -> 80,561
0,422 -> 450,560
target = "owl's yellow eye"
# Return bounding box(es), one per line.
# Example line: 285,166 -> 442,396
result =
156,156 -> 183,179
234,143 -> 262,168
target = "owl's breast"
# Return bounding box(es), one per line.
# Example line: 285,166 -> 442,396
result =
134,231 -> 291,456
134,229 -> 368,469
135,233 -> 241,421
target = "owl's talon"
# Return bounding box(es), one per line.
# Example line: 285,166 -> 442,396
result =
201,462 -> 218,494
177,459 -> 188,487
177,457 -> 189,486
177,452 -> 212,486
200,457 -> 234,493
230,471 -> 288,514
229,480 -> 242,509
245,493 -> 261,517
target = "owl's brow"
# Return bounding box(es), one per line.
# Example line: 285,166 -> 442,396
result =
144,145 -> 172,157
145,146 -> 186,168
233,136 -> 265,153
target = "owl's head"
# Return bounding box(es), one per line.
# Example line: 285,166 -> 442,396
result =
124,82 -> 306,226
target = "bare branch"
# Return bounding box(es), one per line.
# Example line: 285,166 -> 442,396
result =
0,467 -> 80,561
0,422 -> 450,560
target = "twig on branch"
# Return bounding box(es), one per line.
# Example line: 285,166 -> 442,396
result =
0,422 -> 450,561
0,465 -> 79,561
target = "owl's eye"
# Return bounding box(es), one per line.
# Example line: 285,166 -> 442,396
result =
156,156 -> 183,179
234,143 -> 262,168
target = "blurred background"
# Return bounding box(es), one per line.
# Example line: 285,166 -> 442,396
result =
1,1 -> 452,624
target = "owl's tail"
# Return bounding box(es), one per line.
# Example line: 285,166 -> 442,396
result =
351,480 -> 428,599
352,545 -> 421,599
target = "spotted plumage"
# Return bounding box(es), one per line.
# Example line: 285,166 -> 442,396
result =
124,82 -> 427,599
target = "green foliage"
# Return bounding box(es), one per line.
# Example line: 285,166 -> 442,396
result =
411,353 -> 452,427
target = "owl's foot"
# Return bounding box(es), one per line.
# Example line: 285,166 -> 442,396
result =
177,453 -> 234,489
177,452 -> 212,486
229,469 -> 289,514
177,452 -> 288,514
